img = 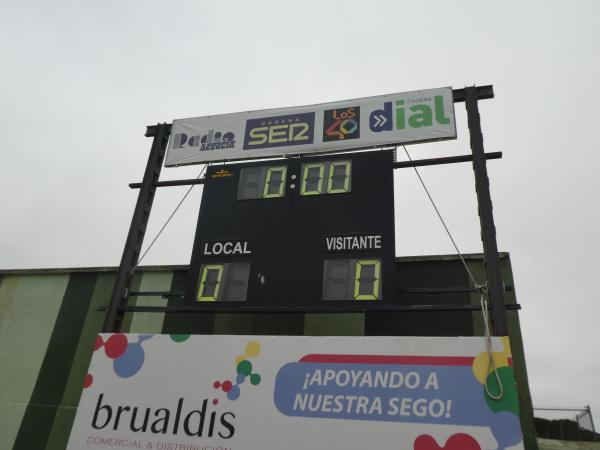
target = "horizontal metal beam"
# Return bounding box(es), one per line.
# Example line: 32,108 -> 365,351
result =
127,290 -> 184,298
130,153 -> 502,189
129,287 -> 511,297
393,151 -> 501,169
129,178 -> 206,189
398,284 -> 513,295
123,285 -> 515,298
453,85 -> 494,102
97,303 -> 521,313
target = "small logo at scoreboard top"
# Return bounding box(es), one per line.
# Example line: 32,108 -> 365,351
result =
211,169 -> 234,179
243,112 -> 315,150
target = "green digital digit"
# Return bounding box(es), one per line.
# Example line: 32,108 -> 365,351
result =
197,264 -> 224,301
327,160 -> 351,194
301,163 -> 325,196
353,259 -> 381,300
263,166 -> 287,198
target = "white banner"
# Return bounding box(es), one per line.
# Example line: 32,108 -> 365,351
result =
68,335 -> 523,450
165,87 -> 456,166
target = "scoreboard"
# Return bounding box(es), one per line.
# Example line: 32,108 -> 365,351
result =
183,150 -> 396,311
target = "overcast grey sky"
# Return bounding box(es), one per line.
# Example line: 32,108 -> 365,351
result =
1,0 -> 599,425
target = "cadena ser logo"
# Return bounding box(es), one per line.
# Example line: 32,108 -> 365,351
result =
243,112 -> 315,150
369,95 -> 450,133
172,130 -> 236,151
323,107 -> 360,141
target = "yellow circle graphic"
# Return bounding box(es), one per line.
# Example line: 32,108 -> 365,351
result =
472,351 -> 509,384
245,341 -> 261,358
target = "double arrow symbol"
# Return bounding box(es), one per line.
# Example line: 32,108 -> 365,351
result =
372,114 -> 387,128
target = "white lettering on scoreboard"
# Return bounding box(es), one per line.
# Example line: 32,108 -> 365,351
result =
202,240 -> 251,256
325,234 -> 382,252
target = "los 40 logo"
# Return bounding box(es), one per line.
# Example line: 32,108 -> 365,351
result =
243,112 -> 315,150
323,107 -> 360,142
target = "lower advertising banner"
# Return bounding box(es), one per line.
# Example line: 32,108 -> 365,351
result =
68,335 -> 523,450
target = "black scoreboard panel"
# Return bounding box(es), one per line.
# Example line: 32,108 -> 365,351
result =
184,150 -> 395,311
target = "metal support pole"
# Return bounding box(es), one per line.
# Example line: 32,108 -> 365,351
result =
102,123 -> 170,332
464,86 -> 508,336
129,178 -> 206,189
587,405 -> 596,434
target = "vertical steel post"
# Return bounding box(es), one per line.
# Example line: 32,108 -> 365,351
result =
102,123 -> 170,332
587,405 -> 597,434
464,87 -> 508,336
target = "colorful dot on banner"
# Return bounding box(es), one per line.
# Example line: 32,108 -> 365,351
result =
213,341 -> 262,402
489,410 -> 523,449
83,373 -> 93,388
245,341 -> 261,358
484,367 -> 519,415
169,334 -> 191,343
105,334 -> 128,359
94,336 -> 104,351
472,351 -> 509,385
212,399 -> 219,405
227,385 -> 241,401
250,373 -> 261,386
237,360 -> 252,376
113,340 -> 145,378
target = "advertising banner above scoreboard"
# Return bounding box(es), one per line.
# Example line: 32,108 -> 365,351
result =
67,334 -> 523,450
165,87 -> 457,166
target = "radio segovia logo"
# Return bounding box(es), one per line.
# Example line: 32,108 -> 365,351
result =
369,95 -> 450,132
172,130 -> 236,151
243,112 -> 315,150
323,107 -> 360,142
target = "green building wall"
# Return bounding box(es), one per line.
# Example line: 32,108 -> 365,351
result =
0,254 -> 537,450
